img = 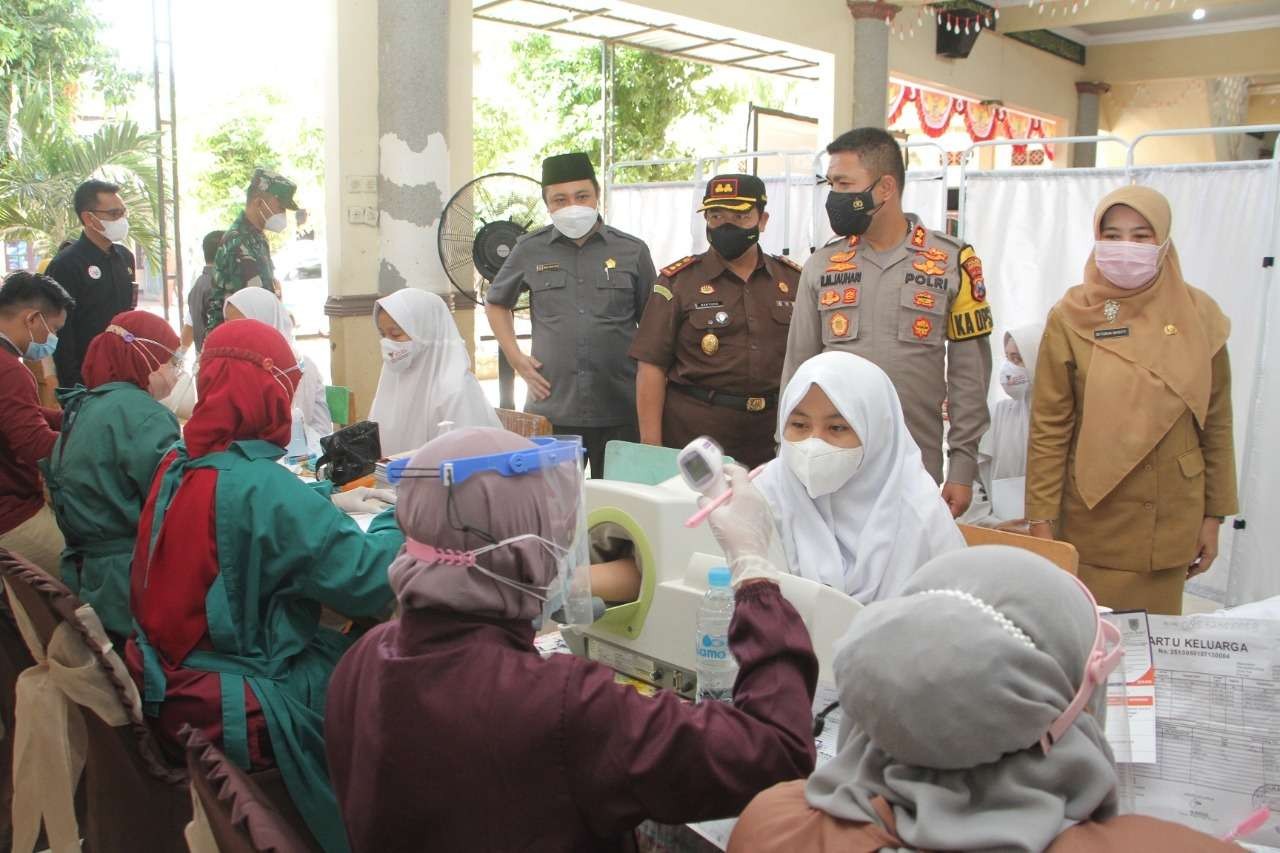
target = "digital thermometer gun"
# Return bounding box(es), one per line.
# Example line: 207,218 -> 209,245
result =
678,437 -> 766,528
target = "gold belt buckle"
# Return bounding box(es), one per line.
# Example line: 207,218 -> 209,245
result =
746,396 -> 767,413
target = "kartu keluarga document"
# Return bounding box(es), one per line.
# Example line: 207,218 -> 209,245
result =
1118,615 -> 1280,847
1102,611 -> 1157,765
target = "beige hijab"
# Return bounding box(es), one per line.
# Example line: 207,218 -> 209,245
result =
1054,186 -> 1229,508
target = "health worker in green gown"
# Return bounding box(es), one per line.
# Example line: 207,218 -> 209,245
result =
124,318 -> 403,853
42,310 -> 183,641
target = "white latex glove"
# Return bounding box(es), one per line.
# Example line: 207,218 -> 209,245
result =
701,464 -> 780,585
332,487 -> 397,514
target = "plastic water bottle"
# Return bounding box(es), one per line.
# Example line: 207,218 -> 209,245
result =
695,566 -> 738,704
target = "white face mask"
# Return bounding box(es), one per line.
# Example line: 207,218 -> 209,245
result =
98,215 -> 130,244
380,337 -> 422,371
549,205 -> 598,240
781,437 -> 865,499
147,363 -> 180,401
259,199 -> 288,233
999,361 -> 1030,400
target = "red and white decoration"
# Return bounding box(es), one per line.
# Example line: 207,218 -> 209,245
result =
888,80 -> 1057,162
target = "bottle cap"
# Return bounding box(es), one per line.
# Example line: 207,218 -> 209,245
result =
708,566 -> 732,588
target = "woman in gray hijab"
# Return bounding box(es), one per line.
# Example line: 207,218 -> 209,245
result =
728,546 -> 1242,852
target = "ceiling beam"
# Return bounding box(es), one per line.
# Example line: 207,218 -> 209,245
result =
997,0 -> 1255,34
1084,25 -> 1280,81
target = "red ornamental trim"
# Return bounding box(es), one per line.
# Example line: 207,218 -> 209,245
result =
888,81 -> 1055,159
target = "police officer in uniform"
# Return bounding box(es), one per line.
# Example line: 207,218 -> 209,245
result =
486,153 -> 656,477
782,129 -> 992,516
45,179 -> 138,388
630,174 -> 800,468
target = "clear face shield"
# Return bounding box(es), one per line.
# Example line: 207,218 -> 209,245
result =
387,435 -> 596,626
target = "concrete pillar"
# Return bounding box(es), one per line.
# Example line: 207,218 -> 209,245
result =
1073,81 -> 1110,168
848,1 -> 900,130
323,0 -> 474,418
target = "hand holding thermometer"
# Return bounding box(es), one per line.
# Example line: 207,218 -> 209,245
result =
678,437 -> 767,528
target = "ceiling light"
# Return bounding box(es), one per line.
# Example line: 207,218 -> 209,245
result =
1192,7 -> 1206,19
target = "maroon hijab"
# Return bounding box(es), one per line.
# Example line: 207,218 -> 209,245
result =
184,319 -> 299,457
81,310 -> 179,390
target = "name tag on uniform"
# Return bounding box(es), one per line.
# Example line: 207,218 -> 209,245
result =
536,263 -> 561,272
694,301 -> 723,310
1094,328 -> 1130,339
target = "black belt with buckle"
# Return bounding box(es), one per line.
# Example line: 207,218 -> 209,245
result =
672,384 -> 776,413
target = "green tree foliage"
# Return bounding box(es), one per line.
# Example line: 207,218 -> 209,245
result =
193,90 -> 324,248
194,115 -> 282,226
0,0 -> 140,136
0,93 -> 166,263
481,35 -> 740,182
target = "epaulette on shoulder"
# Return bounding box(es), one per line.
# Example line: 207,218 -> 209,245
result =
926,227 -> 965,250
773,254 -> 802,272
660,255 -> 698,277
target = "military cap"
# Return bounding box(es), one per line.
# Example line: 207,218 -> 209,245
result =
698,174 -> 767,212
246,168 -> 299,210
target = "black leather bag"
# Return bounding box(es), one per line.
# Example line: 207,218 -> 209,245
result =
316,420 -> 381,486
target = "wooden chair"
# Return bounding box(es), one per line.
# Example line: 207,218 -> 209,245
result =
0,550 -> 316,852
183,727 -> 318,853
495,407 -> 553,438
0,588 -> 35,851
324,386 -> 355,428
958,524 -> 1079,575
0,550 -> 190,852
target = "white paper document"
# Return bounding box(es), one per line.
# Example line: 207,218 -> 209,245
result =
1118,615 -> 1280,846
990,475 -> 1026,520
1101,611 -> 1157,764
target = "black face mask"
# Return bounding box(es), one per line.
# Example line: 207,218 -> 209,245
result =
706,222 -> 760,261
825,177 -> 882,237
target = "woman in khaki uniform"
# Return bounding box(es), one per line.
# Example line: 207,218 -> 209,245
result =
1026,186 -> 1235,614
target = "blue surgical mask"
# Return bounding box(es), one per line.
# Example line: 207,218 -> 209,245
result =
23,314 -> 58,360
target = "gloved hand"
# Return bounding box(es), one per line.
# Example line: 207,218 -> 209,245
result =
332,487 -> 397,514
701,464 -> 780,585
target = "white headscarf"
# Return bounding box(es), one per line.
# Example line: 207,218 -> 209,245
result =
369,288 -> 501,456
758,352 -> 964,601
987,322 -> 1046,483
225,287 -> 331,438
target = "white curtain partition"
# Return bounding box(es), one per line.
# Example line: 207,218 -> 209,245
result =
964,161 -> 1280,604
605,171 -> 949,269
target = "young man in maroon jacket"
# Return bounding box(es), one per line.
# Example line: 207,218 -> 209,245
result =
0,271 -> 75,572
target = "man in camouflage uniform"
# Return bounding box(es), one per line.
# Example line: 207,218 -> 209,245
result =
205,168 -> 298,332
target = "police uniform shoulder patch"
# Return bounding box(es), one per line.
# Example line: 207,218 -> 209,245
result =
923,228 -> 965,251
661,255 -> 698,277
949,245 -> 993,342
773,254 -> 802,273
653,283 -> 674,301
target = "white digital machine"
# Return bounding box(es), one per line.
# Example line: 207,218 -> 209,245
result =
562,476 -> 862,698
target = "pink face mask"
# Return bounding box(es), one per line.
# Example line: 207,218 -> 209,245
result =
1094,240 -> 1165,290
1040,572 -> 1123,753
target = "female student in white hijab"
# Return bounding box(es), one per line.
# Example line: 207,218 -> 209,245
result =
370,288 -> 501,456
727,546 -> 1239,852
960,322 -> 1045,531
757,351 -> 964,602
224,287 -> 332,438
